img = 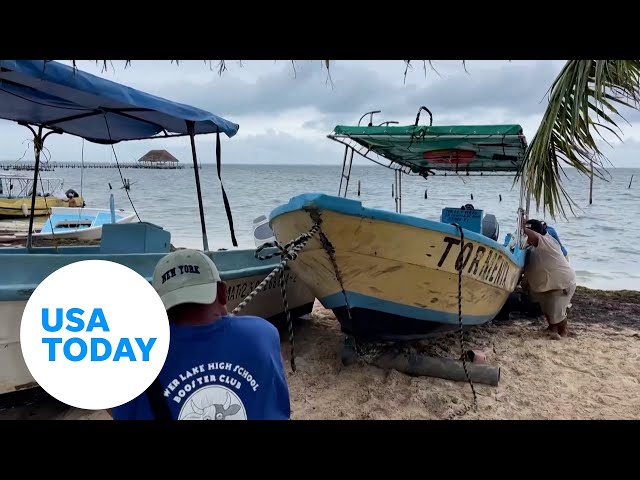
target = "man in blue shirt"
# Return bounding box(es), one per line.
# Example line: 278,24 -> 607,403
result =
109,249 -> 291,420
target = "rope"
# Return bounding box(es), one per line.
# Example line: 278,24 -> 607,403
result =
447,223 -> 478,420
80,138 -> 85,201
231,223 -> 321,372
102,113 -> 142,222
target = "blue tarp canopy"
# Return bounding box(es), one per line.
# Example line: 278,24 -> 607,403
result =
0,60 -> 239,144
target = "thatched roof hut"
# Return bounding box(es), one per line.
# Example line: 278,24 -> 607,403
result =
138,149 -> 180,166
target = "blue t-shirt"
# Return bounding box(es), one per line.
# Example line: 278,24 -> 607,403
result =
545,225 -> 568,256
111,315 -> 290,420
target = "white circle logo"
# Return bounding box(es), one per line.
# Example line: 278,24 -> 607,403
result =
19,260 -> 170,411
178,385 -> 247,420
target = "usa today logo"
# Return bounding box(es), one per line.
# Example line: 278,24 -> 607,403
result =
20,260 -> 170,411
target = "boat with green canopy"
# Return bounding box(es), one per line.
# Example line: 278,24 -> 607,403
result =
268,107 -> 532,341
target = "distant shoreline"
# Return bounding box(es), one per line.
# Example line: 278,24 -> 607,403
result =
1,162 -> 639,169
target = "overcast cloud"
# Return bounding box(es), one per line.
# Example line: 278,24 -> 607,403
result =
1,60 -> 638,167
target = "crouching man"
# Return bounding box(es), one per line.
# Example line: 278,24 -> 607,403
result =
522,219 -> 576,339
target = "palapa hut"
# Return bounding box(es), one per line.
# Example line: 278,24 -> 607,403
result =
137,149 -> 182,169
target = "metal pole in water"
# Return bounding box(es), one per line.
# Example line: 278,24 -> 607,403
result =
589,159 -> 594,205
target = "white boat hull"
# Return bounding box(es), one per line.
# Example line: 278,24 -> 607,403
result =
33,207 -> 137,241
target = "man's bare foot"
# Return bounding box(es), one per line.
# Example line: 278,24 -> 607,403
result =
557,320 -> 569,337
548,331 -> 562,340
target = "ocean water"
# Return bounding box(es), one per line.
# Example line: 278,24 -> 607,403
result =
13,164 -> 640,291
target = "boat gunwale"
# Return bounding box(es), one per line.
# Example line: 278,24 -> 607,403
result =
0,248 -> 287,302
269,193 -> 526,267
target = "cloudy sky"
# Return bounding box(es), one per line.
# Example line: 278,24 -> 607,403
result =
2,60 -> 639,167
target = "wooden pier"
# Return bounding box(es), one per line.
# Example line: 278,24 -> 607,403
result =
0,161 -> 193,171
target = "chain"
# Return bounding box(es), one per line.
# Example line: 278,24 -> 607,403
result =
446,223 -> 478,420
309,218 -> 478,419
232,223 -> 321,372
316,227 -> 368,355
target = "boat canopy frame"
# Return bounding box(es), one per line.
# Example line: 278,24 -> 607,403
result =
0,60 -> 240,251
328,107 -> 532,247
0,173 -> 65,200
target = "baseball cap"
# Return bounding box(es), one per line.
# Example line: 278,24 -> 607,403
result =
525,219 -> 547,235
152,249 -> 221,310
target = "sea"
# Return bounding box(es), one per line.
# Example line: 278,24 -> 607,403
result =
12,164 -> 640,291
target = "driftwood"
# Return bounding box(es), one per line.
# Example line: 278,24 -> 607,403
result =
368,351 -> 500,386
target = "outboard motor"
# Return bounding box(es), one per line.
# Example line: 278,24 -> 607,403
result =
65,188 -> 80,199
482,213 -> 500,241
252,215 -> 276,248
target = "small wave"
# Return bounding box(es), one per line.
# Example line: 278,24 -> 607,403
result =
592,224 -> 625,232
610,246 -> 640,256
574,270 -> 595,278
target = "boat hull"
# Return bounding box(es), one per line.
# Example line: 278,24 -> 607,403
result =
0,248 -> 314,395
34,207 -> 137,240
269,193 -> 525,341
0,196 -> 85,218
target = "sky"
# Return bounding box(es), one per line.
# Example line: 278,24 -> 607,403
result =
1,59 -> 640,168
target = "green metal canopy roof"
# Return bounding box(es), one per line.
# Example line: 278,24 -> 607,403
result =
328,123 -> 528,174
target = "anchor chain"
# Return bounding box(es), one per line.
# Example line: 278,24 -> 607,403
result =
447,223 -> 478,420
317,227 -> 369,355
232,223 -> 320,373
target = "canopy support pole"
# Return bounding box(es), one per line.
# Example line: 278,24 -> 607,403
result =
22,124 -> 61,251
186,121 -> 209,252
393,169 -> 403,213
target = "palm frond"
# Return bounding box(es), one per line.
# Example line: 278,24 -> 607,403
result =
517,60 -> 640,219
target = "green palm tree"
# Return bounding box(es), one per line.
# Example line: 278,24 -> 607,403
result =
515,60 -> 640,218
74,60 -> 640,218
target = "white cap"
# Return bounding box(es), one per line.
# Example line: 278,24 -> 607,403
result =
152,249 -> 221,310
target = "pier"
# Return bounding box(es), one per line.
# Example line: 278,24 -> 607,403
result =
0,161 -> 192,171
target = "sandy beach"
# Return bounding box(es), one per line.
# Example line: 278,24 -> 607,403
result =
2,286 -> 639,421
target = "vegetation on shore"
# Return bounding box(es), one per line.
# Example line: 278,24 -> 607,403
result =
575,285 -> 640,301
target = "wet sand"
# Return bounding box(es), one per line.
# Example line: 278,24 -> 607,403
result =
2,286 -> 639,420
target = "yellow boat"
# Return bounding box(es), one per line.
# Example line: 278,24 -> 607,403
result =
0,174 -> 84,218
269,108 -> 531,341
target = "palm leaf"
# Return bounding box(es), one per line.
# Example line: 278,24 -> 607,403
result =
517,60 -> 640,219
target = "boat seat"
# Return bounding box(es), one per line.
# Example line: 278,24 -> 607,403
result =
100,222 -> 171,254
481,214 -> 500,241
